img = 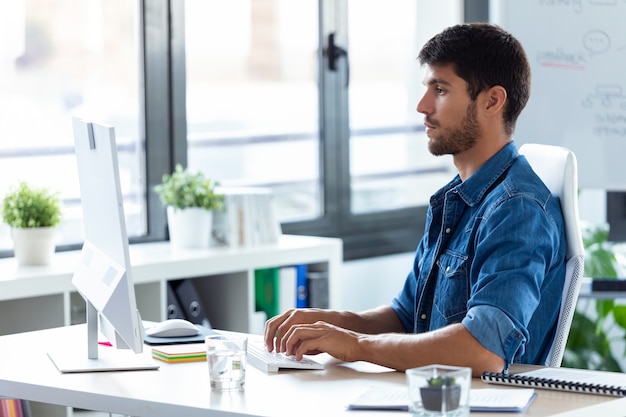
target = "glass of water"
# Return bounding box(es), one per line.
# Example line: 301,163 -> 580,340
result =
206,334 -> 248,390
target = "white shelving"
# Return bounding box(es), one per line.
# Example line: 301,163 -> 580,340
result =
0,234 -> 343,336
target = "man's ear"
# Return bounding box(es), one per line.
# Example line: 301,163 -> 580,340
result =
484,85 -> 507,113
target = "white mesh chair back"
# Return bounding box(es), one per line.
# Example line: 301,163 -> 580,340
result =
519,143 -> 584,367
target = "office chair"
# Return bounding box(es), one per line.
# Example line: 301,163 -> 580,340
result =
519,143 -> 585,367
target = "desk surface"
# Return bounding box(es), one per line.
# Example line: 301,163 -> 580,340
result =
0,325 -> 622,417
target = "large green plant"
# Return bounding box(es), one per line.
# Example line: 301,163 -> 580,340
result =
153,164 -> 224,211
562,224 -> 626,371
1,181 -> 63,228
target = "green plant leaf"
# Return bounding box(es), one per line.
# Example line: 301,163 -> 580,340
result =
566,312 -> 609,352
566,222 -> 625,372
563,311 -> 622,372
582,224 -> 610,248
584,244 -> 617,278
595,299 -> 615,321
427,376 -> 456,387
1,182 -> 63,228
612,305 -> 626,329
153,164 -> 224,211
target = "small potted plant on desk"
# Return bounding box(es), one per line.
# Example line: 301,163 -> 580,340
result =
154,164 -> 224,249
1,181 -> 63,266
420,375 -> 461,412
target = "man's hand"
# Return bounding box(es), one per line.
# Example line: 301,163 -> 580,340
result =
264,308 -> 333,352
278,320 -> 363,362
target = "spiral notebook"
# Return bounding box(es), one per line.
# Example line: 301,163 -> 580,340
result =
482,367 -> 626,397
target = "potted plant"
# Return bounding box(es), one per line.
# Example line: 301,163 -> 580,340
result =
420,375 -> 461,412
153,164 -> 223,249
563,222 -> 626,372
1,181 -> 63,265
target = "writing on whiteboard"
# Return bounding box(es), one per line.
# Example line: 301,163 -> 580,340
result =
539,0 -> 624,15
584,84 -> 626,137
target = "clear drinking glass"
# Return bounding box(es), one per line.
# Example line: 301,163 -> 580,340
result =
206,334 -> 248,391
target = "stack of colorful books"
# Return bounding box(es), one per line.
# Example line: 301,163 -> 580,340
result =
151,343 -> 206,364
0,398 -> 29,417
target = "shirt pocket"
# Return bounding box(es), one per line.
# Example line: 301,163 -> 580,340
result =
433,250 -> 469,321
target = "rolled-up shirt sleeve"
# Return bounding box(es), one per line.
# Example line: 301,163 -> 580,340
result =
462,305 -> 527,370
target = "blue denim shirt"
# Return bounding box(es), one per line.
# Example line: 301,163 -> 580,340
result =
391,142 -> 566,368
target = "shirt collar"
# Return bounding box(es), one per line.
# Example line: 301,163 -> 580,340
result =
456,141 -> 518,206
433,141 -> 519,207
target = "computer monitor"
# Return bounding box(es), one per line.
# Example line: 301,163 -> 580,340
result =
47,117 -> 158,373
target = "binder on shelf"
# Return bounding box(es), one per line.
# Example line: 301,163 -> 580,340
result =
279,266 -> 297,313
296,264 -> 308,308
482,367 -> 626,397
166,281 -> 186,320
255,267 -> 280,319
307,270 -> 329,308
171,279 -> 212,328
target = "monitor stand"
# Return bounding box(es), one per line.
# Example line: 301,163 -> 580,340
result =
47,302 -> 159,373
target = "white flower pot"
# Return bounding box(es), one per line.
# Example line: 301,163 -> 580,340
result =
11,227 -> 57,266
166,206 -> 213,249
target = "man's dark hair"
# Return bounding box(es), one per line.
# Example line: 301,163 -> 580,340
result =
417,23 -> 531,136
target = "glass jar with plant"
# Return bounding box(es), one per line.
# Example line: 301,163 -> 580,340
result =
407,365 -> 471,416
1,181 -> 63,265
420,375 -> 462,412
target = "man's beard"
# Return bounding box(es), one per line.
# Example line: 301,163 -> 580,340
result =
427,101 -> 480,156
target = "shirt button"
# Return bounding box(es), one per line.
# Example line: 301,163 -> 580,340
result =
420,313 -> 427,320
445,227 -> 451,234
445,266 -> 450,272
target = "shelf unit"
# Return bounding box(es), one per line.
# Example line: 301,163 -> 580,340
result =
0,234 -> 343,336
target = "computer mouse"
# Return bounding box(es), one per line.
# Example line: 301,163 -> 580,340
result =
145,319 -> 200,338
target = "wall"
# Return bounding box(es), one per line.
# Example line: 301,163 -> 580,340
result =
340,251 -> 414,311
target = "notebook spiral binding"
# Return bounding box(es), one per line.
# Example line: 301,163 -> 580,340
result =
481,372 -> 626,397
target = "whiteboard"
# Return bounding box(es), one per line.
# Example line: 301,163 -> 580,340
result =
490,0 -> 626,189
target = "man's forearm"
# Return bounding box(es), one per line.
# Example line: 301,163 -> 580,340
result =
352,323 -> 505,376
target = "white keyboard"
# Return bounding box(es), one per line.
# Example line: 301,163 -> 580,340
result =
247,339 -> 324,373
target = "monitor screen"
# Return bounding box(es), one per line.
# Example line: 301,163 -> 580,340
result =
47,118 -> 158,373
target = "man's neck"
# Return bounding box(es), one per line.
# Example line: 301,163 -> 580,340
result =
454,138 -> 512,181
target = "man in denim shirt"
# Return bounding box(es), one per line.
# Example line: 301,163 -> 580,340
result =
264,23 -> 566,376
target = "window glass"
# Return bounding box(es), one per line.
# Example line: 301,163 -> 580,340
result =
0,0 -> 144,250
348,0 -> 455,214
185,0 -> 321,222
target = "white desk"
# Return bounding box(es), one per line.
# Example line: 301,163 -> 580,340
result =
0,325 -> 621,417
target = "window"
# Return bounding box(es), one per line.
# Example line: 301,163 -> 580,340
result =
0,0 -> 144,251
185,0 -> 321,222
347,0 -> 453,214
181,0 -> 462,259
0,1 -> 473,260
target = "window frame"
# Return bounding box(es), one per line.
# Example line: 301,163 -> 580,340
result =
143,0 -> 488,260
0,1 -> 486,261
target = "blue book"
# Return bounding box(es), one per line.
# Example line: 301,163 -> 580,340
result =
296,264 -> 308,308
